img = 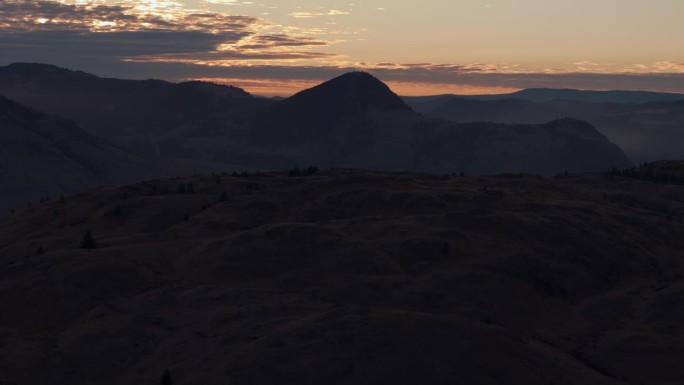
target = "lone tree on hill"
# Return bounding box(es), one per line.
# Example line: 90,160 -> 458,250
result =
161,369 -> 173,385
81,231 -> 96,249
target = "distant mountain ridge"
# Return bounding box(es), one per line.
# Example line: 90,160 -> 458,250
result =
410,95 -> 684,163
496,88 -> 684,104
0,63 -> 270,155
404,88 -> 684,108
0,63 -> 633,176
246,73 -> 631,173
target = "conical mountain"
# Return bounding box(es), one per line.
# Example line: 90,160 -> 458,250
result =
248,72 -> 413,146
284,71 -> 412,113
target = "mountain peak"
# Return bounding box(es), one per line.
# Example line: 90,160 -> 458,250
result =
335,71 -> 380,81
287,71 -> 412,113
247,72 -> 414,147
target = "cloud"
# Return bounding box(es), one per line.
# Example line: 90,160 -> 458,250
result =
289,10 -> 350,18
0,0 -> 330,64
0,0 -> 255,33
1,1 -> 683,96
156,63 -> 684,96
232,34 -> 328,49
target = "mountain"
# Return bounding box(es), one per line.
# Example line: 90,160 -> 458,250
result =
0,63 -> 273,157
1,165 -> 684,384
245,72 -> 418,168
503,88 -> 684,104
0,64 -> 632,174
249,72 -> 412,145
410,118 -> 632,175
0,95 -> 210,213
403,88 -> 684,110
412,97 -> 684,163
247,73 -> 631,173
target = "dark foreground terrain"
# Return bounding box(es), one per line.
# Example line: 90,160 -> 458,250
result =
1,163 -> 684,385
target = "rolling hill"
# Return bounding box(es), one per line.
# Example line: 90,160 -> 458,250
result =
1,164 -> 684,384
0,95 -> 215,213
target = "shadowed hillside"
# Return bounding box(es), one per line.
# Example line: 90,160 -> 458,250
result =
1,166 -> 684,384
407,118 -> 632,175
0,63 -> 272,156
0,95 -> 202,212
408,95 -> 684,163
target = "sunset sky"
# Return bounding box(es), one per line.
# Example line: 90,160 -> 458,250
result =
1,0 -> 684,96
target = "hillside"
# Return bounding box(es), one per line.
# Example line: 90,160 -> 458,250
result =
0,96 -> 161,212
409,118 -> 632,175
1,165 -> 684,384
0,64 -> 633,175
410,96 -> 684,163
0,63 -> 272,157
0,96 -> 223,213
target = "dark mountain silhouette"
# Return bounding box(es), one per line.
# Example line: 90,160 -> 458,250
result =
408,118 -> 632,175
505,88 -> 684,104
0,63 -> 272,157
244,72 -> 419,168
1,165 -> 684,384
249,71 -> 412,145
247,73 -> 631,173
411,96 -> 684,163
0,64 -> 632,174
0,95 -> 214,212
417,98 -> 539,121
404,88 -> 684,109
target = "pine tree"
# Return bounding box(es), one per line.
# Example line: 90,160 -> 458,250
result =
81,231 -> 96,249
160,369 -> 173,385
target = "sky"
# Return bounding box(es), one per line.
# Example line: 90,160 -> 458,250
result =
1,0 -> 684,96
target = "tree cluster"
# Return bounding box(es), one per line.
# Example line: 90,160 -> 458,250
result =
606,166 -> 684,186
288,166 -> 319,177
